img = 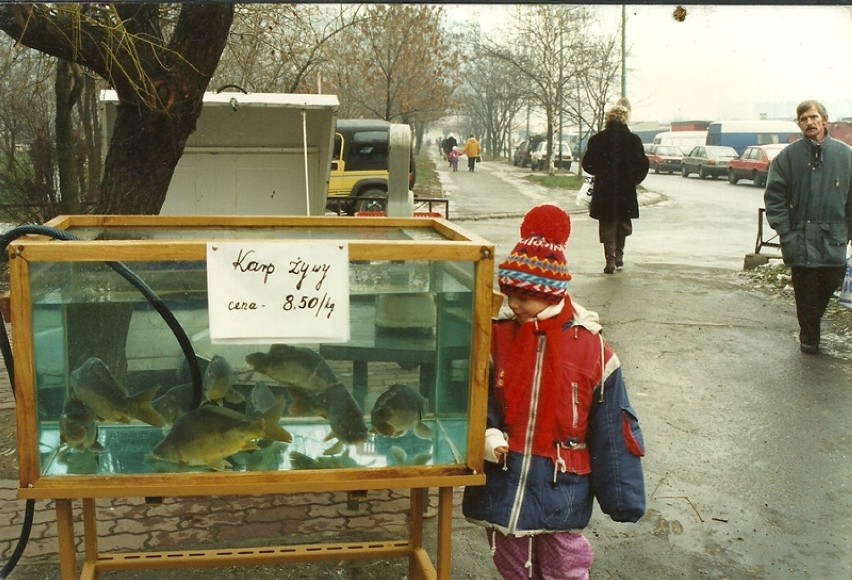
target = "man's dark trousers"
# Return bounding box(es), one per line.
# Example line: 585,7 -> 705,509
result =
791,266 -> 845,346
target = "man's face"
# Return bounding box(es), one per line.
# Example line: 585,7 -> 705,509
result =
797,107 -> 827,141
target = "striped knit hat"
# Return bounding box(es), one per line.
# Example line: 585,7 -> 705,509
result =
498,204 -> 572,303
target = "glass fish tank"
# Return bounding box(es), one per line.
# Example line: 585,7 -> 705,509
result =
7,215 -> 492,499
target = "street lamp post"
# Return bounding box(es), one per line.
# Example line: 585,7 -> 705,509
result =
621,4 -> 626,99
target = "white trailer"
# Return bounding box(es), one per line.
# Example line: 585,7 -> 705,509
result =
101,91 -> 340,216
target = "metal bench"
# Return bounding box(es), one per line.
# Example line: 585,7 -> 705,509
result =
755,207 -> 780,255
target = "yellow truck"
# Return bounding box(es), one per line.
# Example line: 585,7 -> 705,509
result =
327,119 -> 415,215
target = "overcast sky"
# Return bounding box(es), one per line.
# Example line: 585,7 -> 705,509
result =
449,4 -> 852,125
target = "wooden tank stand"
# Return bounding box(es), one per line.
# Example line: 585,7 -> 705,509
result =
54,487 -> 455,580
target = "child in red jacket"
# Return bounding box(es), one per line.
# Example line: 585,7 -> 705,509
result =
463,204 -> 646,579
448,147 -> 459,172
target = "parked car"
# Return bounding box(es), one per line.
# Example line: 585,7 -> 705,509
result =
326,119 -> 416,214
530,140 -> 573,171
646,144 -> 683,174
681,145 -> 738,179
512,135 -> 545,168
727,143 -> 788,187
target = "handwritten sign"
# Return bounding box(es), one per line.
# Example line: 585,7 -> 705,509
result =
206,242 -> 350,344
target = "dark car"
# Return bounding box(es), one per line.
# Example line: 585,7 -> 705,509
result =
512,135 -> 545,168
727,144 -> 787,187
681,145 -> 738,179
646,144 -> 683,174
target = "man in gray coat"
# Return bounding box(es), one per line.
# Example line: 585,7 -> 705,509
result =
764,100 -> 852,354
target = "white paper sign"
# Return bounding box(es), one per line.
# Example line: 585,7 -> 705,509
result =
206,241 -> 350,344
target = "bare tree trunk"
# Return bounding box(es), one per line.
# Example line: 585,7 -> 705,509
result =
79,74 -> 102,209
55,59 -> 83,214
99,97 -> 198,214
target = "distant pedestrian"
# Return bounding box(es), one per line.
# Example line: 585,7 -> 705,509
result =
448,146 -> 460,172
443,134 -> 458,161
463,204 -> 646,580
581,105 -> 649,274
463,134 -> 481,172
764,99 -> 852,354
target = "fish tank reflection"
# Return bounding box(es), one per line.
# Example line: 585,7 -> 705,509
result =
31,258 -> 474,476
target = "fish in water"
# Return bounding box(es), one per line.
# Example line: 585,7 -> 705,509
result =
147,405 -> 264,471
387,445 -> 432,467
230,440 -> 288,472
245,344 -> 340,392
204,354 -> 244,404
370,383 -> 432,440
59,396 -> 105,453
152,383 -> 195,425
288,449 -> 362,470
245,383 -> 292,443
71,357 -> 165,427
246,346 -> 366,453
286,383 -> 368,455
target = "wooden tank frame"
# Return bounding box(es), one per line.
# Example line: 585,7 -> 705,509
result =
7,215 -> 494,579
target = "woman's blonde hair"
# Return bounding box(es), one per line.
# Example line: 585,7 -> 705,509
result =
605,105 -> 630,126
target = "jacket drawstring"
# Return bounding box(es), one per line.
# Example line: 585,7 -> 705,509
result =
490,529 -> 497,556
525,536 -> 533,577
553,443 -> 567,483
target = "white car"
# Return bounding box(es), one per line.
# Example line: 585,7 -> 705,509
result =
530,140 -> 572,171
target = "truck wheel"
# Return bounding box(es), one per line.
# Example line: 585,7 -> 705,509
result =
358,189 -> 388,213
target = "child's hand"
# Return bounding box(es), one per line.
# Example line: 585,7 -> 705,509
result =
485,428 -> 508,463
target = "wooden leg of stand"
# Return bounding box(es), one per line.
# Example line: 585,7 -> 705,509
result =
436,487 -> 453,580
56,499 -> 77,580
409,488 -> 426,579
82,498 -> 98,578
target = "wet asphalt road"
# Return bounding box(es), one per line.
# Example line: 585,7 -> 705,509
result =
440,151 -> 851,579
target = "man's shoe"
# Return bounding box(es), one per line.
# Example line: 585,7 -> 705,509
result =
604,259 -> 616,274
800,342 -> 820,354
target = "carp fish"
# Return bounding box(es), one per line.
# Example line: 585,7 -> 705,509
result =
71,357 -> 165,427
288,449 -> 361,470
370,383 -> 432,440
152,383 -> 195,425
58,396 -> 105,453
245,344 -> 340,392
387,445 -> 432,467
148,405 -> 264,471
246,345 -> 367,454
245,383 -> 293,443
204,354 -> 244,404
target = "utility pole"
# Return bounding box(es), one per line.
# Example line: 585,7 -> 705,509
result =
558,26 -> 564,172
621,4 -> 627,99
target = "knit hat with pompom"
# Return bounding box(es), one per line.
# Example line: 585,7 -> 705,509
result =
498,204 -> 572,303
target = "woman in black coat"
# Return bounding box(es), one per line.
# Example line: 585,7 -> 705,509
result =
581,106 -> 649,274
